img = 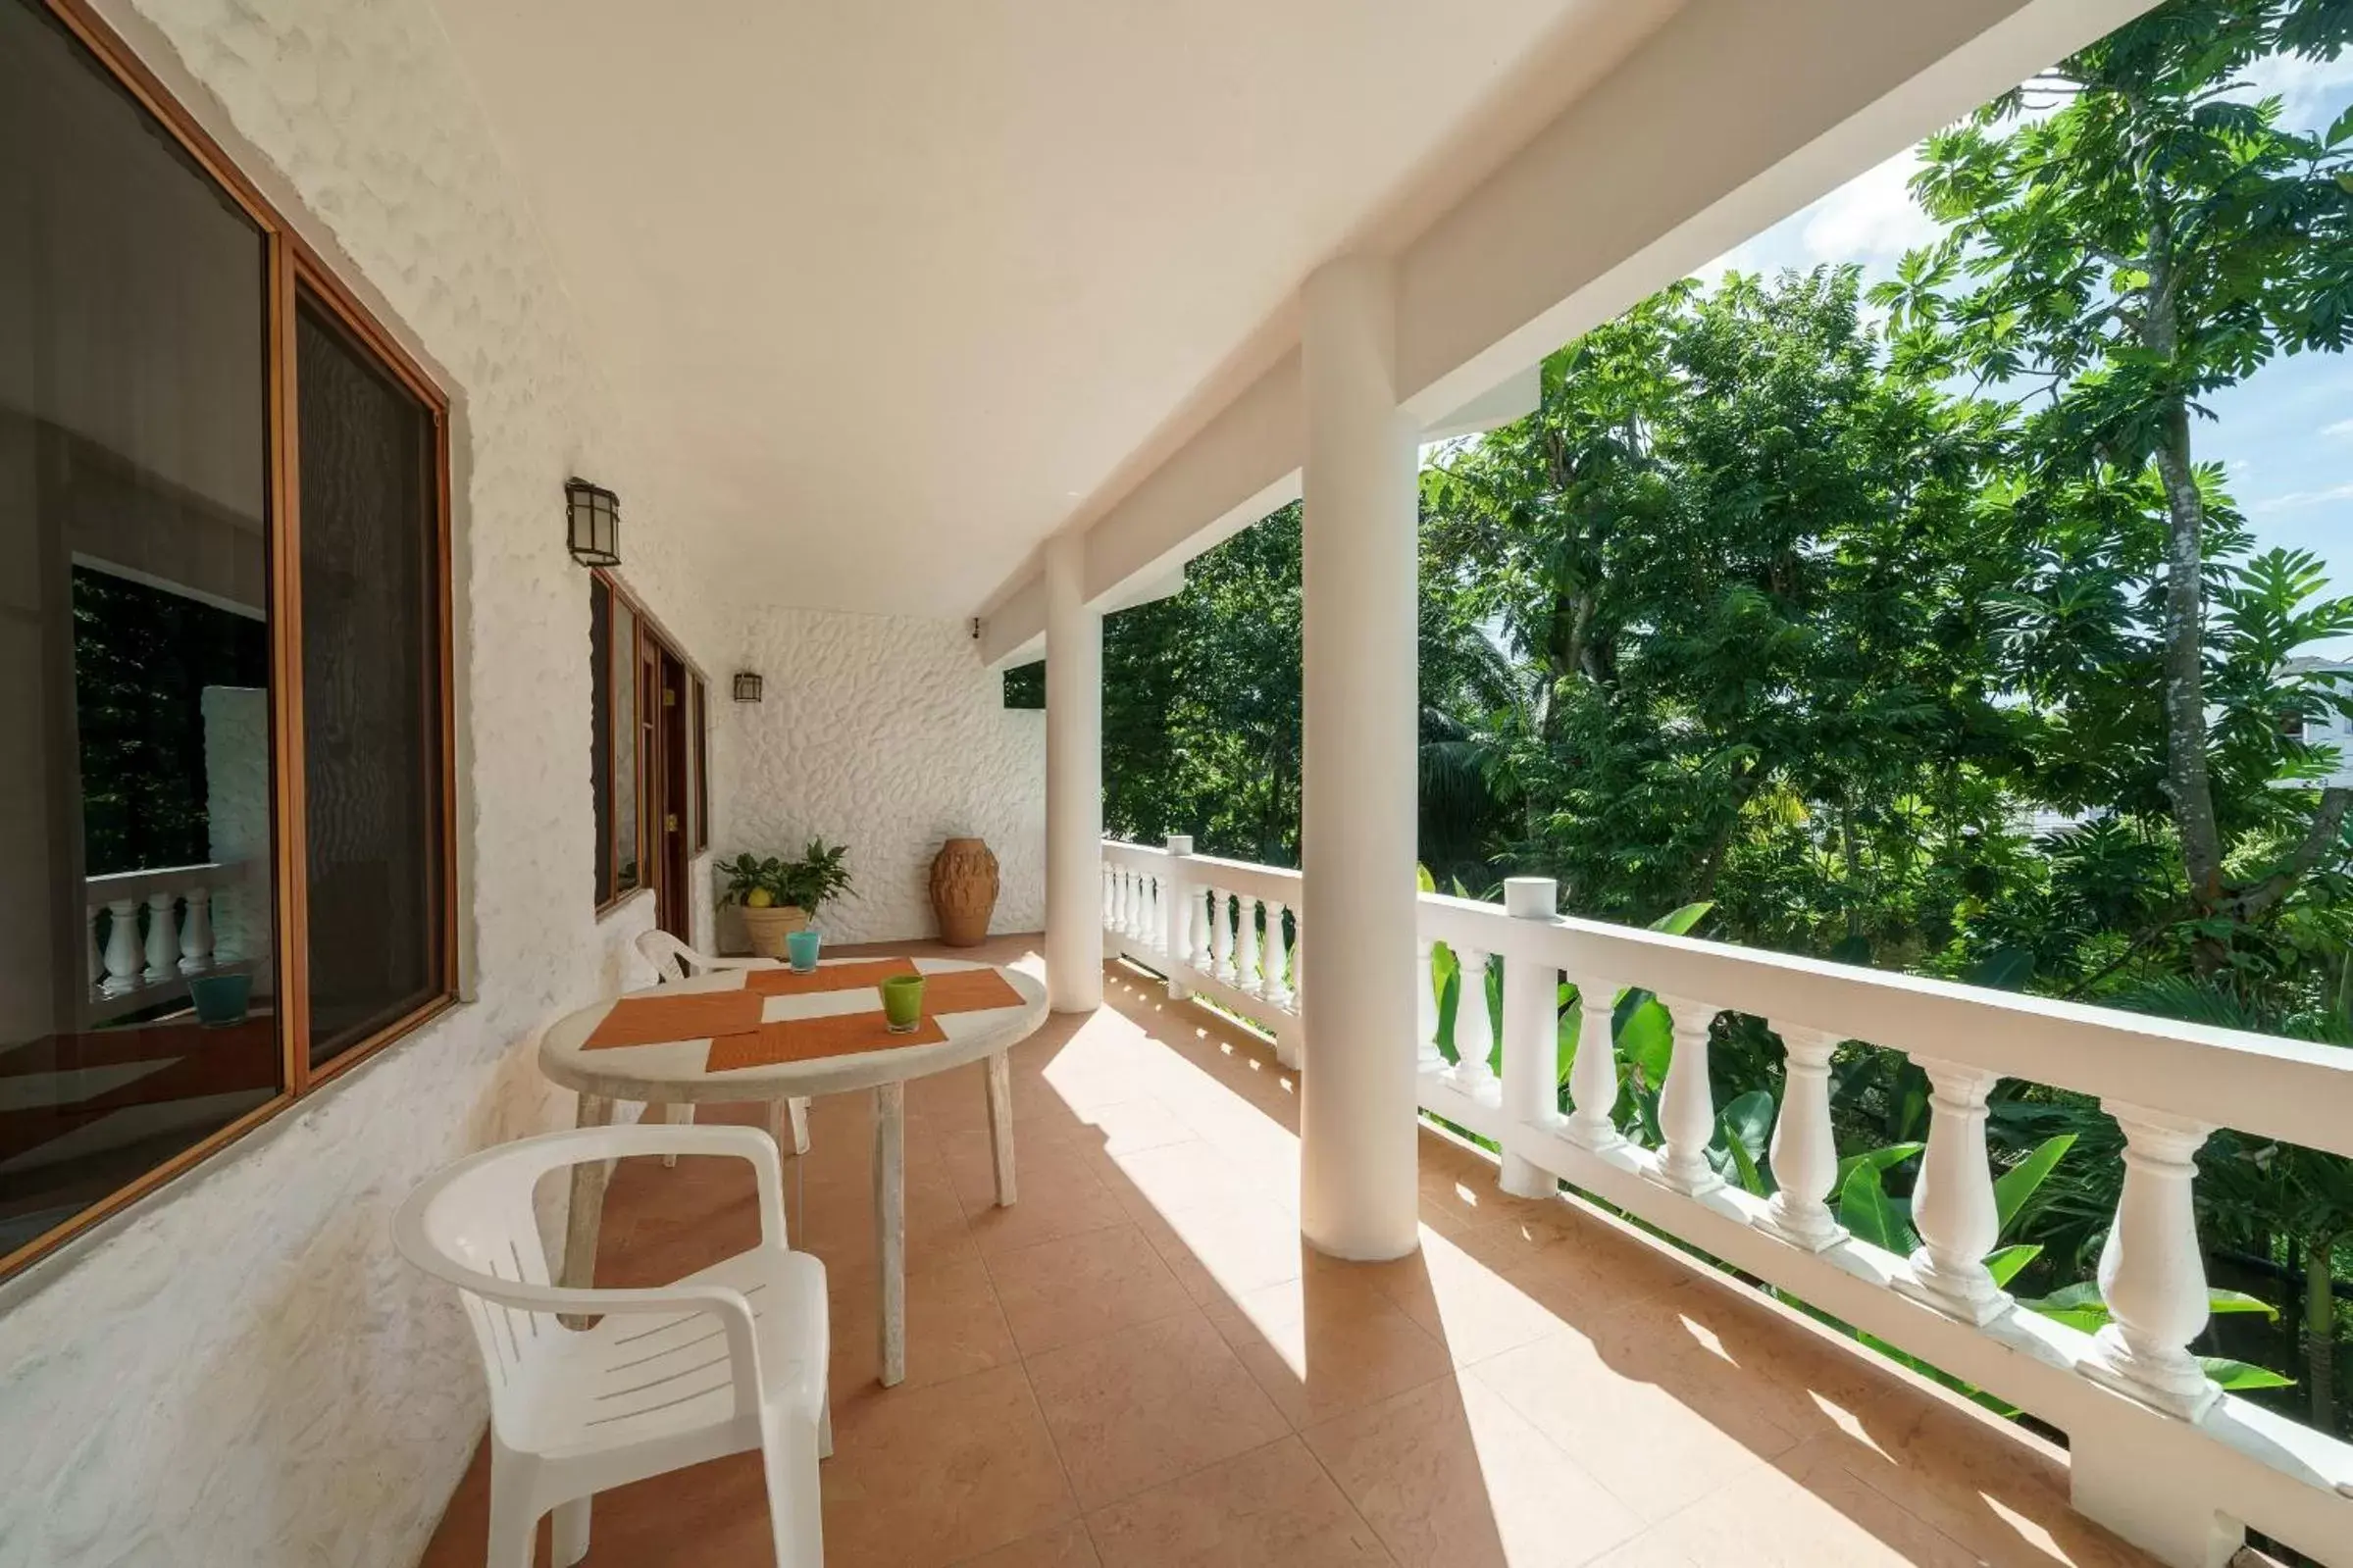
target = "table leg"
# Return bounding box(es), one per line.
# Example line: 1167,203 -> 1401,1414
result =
874,1079 -> 906,1387
559,1092 -> 616,1330
985,1049 -> 1017,1207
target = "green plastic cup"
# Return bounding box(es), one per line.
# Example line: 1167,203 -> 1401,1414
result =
881,973 -> 926,1034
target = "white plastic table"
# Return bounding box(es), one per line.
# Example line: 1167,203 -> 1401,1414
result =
538,955 -> 1049,1386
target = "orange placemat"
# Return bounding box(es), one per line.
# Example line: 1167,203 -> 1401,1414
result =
585,990 -> 764,1050
706,1012 -> 946,1073
913,967 -> 1025,1013
743,958 -> 920,996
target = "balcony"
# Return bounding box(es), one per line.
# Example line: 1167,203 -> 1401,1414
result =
422,927 -> 2299,1567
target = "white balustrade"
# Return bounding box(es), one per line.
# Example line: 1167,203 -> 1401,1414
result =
1095,842 -> 2353,1559
1761,1026 -> 1843,1251
80,861 -> 250,1025
1897,1057 -> 2009,1325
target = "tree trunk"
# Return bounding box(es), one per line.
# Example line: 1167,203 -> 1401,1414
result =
2152,404 -> 2225,912
2310,1231 -> 2339,1436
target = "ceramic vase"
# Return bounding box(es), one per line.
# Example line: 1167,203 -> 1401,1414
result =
929,836 -> 998,946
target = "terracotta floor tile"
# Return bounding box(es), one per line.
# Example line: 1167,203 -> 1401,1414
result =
952,1520 -> 1103,1567
822,1365 -> 1077,1568
1468,1324 -> 1801,1524
1304,1373 -> 1641,1568
1097,1138 -> 1258,1221
1027,1311 -> 1291,1508
797,1164 -> 975,1274
989,1223 -> 1196,1355
1073,1095 -> 1198,1156
960,1156 -> 1134,1256
1651,1437 -> 1986,1567
829,1254 -> 1018,1394
1204,1271 -> 1454,1430
1138,1197 -> 1310,1306
1085,1436 -> 1392,1568
1361,1229 -> 1567,1367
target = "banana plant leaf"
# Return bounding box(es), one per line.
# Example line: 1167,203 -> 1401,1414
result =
1839,1161 -> 1918,1252
1992,1134 -> 2077,1234
2200,1358 -> 2295,1391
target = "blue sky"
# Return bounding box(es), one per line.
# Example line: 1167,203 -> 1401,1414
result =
1704,47 -> 2353,656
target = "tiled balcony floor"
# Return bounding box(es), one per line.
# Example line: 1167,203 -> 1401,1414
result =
421,936 -> 2159,1568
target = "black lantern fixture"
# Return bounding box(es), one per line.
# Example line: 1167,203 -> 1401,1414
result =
565,477 -> 621,567
733,672 -> 764,703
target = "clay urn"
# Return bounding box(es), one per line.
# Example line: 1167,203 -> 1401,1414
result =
929,837 -> 998,947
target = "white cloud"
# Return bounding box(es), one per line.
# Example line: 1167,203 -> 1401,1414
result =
1798,149 -> 1941,266
2324,417 -> 2353,440
2252,481 -> 2353,513
2225,50 -> 2353,128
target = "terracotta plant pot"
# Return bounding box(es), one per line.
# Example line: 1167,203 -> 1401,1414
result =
929,837 -> 998,947
740,903 -> 810,959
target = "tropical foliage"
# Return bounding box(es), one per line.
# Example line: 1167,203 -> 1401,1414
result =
1098,0 -> 2353,1438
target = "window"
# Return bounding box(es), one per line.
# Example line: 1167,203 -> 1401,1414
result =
0,0 -> 454,1278
588,574 -> 705,934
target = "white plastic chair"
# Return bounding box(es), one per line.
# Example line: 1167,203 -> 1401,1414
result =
633,930 -> 810,1160
393,1123 -> 830,1568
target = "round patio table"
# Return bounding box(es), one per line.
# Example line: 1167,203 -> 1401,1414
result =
539,954 -> 1049,1386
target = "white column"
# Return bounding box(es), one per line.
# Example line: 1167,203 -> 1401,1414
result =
1898,1057 -> 2010,1326
1044,531 -> 1103,1012
1499,878 -> 1561,1199
1761,1026 -> 1844,1251
2084,1102 -> 2222,1420
1298,254 -> 1420,1262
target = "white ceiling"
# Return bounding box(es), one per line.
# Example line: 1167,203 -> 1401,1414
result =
427,0 -> 1680,617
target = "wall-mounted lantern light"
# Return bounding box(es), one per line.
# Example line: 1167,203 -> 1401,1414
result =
733,672 -> 764,703
565,477 -> 621,567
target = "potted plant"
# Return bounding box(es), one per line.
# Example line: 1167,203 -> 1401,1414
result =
720,838 -> 853,959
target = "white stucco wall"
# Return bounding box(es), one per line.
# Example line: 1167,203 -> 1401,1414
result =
0,2 -> 727,1565
720,606 -> 1045,949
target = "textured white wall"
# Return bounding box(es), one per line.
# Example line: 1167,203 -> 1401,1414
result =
0,2 -> 723,1566
721,606 -> 1044,948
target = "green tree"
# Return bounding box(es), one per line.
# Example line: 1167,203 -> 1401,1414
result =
1883,0 -> 2353,956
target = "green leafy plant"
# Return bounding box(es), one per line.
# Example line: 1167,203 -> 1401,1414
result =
717,838 -> 854,919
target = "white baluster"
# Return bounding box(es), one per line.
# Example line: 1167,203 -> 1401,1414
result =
1414,937 -> 1446,1077
1234,895 -> 1261,993
2083,1103 -> 2222,1419
85,905 -> 105,999
1564,977 -> 1621,1149
1761,1027 -> 1843,1251
1211,890 -> 1236,983
1897,1057 -> 2010,1325
141,892 -> 179,985
179,886 -> 214,975
101,899 -> 141,996
1447,946 -> 1498,1098
1647,995 -> 1721,1195
1190,888 -> 1211,981
1163,836 -> 1194,999
1261,901 -> 1292,1006
1500,878 -> 1561,1199
1117,868 -> 1135,937
1102,864 -> 1116,929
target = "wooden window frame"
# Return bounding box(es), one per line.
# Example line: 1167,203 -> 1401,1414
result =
3,0 -> 458,1282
